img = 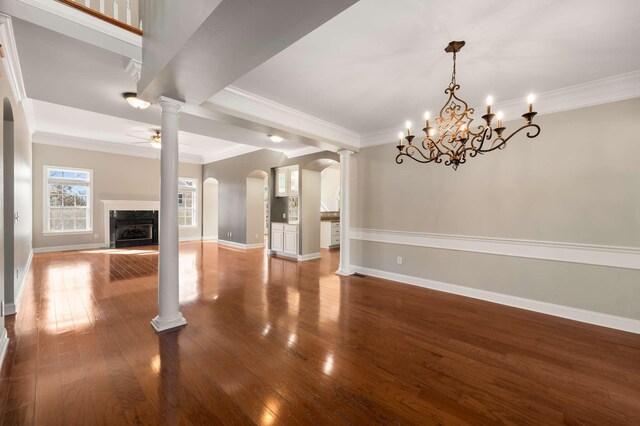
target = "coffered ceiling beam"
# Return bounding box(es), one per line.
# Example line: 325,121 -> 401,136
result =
138,0 -> 359,105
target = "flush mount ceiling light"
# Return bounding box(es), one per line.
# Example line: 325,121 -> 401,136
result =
122,92 -> 151,110
269,135 -> 284,143
395,41 -> 541,170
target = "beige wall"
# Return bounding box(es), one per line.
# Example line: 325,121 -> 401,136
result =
351,98 -> 640,320
301,169 -> 320,256
245,176 -> 266,246
202,178 -> 218,239
32,144 -> 202,249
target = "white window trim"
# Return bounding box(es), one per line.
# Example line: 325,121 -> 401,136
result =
43,165 -> 94,235
178,176 -> 198,229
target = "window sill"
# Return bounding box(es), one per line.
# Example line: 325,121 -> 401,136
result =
43,230 -> 94,236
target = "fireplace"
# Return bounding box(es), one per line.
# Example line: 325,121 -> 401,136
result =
109,210 -> 158,248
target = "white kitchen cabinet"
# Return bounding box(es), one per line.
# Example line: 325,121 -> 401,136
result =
274,166 -> 300,197
271,223 -> 298,258
320,220 -> 340,248
283,226 -> 298,256
271,223 -> 284,252
276,168 -> 288,197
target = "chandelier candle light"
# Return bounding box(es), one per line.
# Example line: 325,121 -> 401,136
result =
395,41 -> 541,170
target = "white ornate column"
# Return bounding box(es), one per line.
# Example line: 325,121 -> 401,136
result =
336,149 -> 354,276
151,97 -> 187,332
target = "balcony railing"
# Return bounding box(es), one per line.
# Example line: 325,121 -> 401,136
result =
57,0 -> 142,35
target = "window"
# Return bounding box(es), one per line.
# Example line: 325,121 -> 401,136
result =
44,166 -> 92,233
178,177 -> 197,228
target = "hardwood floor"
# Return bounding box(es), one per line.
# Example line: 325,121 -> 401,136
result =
0,242 -> 639,425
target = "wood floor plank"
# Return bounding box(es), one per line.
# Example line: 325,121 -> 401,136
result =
0,242 -> 638,424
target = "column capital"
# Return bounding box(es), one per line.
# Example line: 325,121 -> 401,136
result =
155,96 -> 185,113
338,149 -> 354,158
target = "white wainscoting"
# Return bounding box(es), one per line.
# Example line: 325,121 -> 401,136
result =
351,228 -> 640,270
351,265 -> 640,334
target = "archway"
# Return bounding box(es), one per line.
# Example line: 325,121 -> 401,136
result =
3,98 -> 15,314
246,170 -> 269,248
202,177 -> 219,241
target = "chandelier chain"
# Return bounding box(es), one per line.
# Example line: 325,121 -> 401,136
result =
451,51 -> 457,86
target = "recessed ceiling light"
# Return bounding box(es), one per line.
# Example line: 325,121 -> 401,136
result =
122,92 -> 151,109
269,135 -> 284,143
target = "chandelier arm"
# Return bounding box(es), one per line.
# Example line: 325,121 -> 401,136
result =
396,151 -> 440,164
404,144 -> 436,162
477,124 -> 541,154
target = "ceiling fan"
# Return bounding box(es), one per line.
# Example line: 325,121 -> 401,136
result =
128,129 -> 189,150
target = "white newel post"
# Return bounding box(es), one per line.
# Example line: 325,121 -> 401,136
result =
151,98 -> 187,332
336,149 -> 354,276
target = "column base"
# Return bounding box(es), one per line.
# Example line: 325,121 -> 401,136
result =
336,268 -> 354,276
151,313 -> 187,333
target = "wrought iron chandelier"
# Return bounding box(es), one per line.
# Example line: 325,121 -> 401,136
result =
395,41 -> 541,170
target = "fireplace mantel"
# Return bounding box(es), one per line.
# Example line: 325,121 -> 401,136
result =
101,200 -> 160,247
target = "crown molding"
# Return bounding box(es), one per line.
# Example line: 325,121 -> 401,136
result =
32,131 -> 204,164
201,144 -> 263,165
0,14 -> 26,103
0,14 -> 36,137
284,146 -> 324,159
16,0 -> 142,47
210,85 -> 360,148
359,70 -> 640,148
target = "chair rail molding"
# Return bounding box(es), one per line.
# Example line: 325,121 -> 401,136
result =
351,228 -> 640,270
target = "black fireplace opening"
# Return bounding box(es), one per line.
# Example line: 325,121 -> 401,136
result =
109,210 -> 159,248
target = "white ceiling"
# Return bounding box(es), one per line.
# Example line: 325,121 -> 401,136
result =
13,18 -> 323,161
230,0 -> 640,133
30,100 -> 250,163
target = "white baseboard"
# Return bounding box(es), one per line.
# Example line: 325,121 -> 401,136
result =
5,249 -> 32,316
179,236 -> 203,242
352,265 -> 640,335
218,239 -> 248,249
201,235 -> 218,241
246,242 -> 265,249
299,252 -> 321,261
271,252 -> 321,261
33,243 -> 106,253
0,328 -> 8,369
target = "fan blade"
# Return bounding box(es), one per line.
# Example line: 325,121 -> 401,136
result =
127,134 -> 150,141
